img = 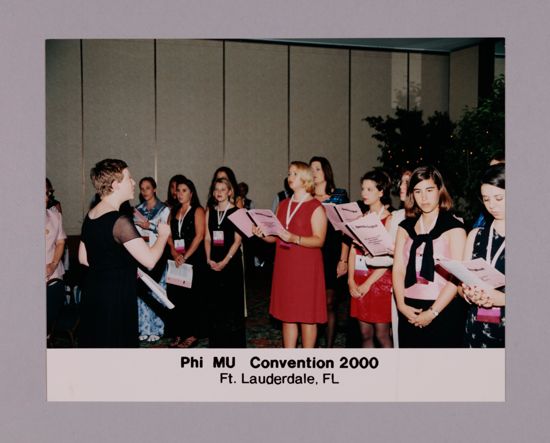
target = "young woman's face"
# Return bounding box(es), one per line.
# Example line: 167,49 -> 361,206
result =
310,161 -> 325,185
399,172 -> 411,202
176,183 -> 192,206
361,179 -> 383,205
481,184 -> 505,220
140,180 -> 155,201
213,182 -> 231,203
412,178 -> 440,214
287,165 -> 303,191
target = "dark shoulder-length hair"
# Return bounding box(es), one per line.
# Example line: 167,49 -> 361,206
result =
138,176 -> 157,204
207,166 -> 239,208
170,176 -> 201,219
166,174 -> 187,207
309,156 -> 336,195
360,169 -> 392,206
481,163 -> 505,190
404,165 -> 453,217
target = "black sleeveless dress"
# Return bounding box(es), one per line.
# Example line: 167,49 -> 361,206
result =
167,206 -> 206,339
79,211 -> 140,348
207,206 -> 246,347
464,225 -> 505,348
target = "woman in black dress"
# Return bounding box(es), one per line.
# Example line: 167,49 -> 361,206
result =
309,156 -> 349,347
461,164 -> 505,347
166,176 -> 206,348
204,177 -> 246,347
78,159 -> 170,348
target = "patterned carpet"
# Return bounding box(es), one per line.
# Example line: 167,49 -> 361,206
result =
49,261 -> 355,349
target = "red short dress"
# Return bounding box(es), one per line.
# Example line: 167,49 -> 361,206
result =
350,215 -> 393,323
269,198 -> 327,324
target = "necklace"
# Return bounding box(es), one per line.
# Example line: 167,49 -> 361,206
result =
285,193 -> 307,229
217,201 -> 230,228
486,221 -> 505,267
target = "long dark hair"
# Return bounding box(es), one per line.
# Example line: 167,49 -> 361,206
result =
481,163 -> 505,190
170,176 -> 201,219
207,166 -> 239,208
309,156 -> 336,195
166,174 -> 187,207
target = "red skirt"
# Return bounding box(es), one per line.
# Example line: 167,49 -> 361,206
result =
350,268 -> 392,323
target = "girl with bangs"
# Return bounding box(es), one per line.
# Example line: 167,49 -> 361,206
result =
392,166 -> 467,348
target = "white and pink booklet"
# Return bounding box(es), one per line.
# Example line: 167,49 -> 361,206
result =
228,208 -> 285,237
345,212 -> 394,256
436,257 -> 505,289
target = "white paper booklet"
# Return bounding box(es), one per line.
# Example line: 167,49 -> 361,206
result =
322,202 -> 362,231
345,212 -> 394,256
227,208 -> 255,238
137,268 -> 175,309
436,257 -> 505,290
165,260 -> 193,289
247,209 -> 285,236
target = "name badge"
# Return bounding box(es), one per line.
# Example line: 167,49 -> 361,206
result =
415,255 -> 429,285
213,230 -> 224,247
174,239 -> 185,254
476,307 -> 501,324
354,254 -> 368,278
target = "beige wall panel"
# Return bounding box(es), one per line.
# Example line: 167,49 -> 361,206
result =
450,45 -> 479,121
419,53 -> 450,117
391,52 -> 408,109
494,57 -> 505,79
156,40 -> 223,205
350,50 -> 393,201
82,40 -> 155,207
409,53 -> 422,109
46,40 -> 83,234
225,42 -> 288,209
289,46 -> 349,193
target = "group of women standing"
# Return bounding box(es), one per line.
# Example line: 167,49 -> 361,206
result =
74,155 -> 505,349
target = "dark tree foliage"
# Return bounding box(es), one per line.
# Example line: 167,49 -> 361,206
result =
364,75 -> 504,227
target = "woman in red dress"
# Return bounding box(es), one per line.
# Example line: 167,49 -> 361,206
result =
348,170 -> 394,348
253,161 -> 327,348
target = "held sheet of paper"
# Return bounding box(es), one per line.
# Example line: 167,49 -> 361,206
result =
166,260 -> 193,288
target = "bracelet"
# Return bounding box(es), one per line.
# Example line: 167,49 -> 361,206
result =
339,260 -> 348,263
429,307 -> 440,318
296,236 -> 301,246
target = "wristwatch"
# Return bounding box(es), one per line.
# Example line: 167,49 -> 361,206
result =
429,307 -> 440,318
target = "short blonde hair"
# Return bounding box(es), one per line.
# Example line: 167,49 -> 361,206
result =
90,159 -> 127,197
290,161 -> 315,195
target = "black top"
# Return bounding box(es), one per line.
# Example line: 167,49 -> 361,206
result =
79,211 -> 141,348
208,206 -> 242,262
170,205 -> 205,266
400,211 -> 465,288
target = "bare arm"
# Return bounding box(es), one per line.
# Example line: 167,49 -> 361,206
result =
336,241 -> 350,278
278,205 -> 327,248
78,241 -> 89,267
124,222 -> 170,270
